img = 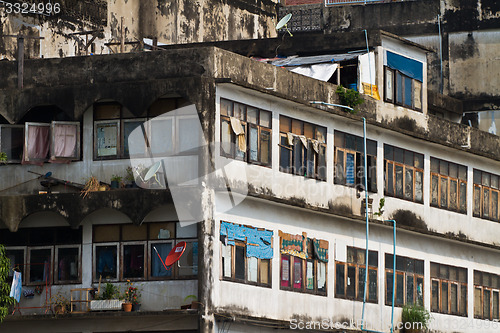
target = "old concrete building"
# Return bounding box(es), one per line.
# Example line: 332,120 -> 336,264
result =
1,1 -> 500,333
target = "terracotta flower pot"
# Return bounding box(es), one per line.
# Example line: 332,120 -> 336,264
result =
122,302 -> 132,312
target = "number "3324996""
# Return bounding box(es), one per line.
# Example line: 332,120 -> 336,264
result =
4,2 -> 61,15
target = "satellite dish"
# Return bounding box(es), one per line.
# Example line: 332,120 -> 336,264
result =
276,13 -> 293,36
144,161 -> 163,186
153,241 -> 187,271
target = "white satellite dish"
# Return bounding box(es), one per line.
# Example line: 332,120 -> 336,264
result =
276,13 -> 293,37
144,161 -> 162,185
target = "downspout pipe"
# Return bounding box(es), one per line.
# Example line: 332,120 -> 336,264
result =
360,117 -> 396,333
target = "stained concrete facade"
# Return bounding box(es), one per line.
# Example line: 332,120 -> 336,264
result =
0,37 -> 500,331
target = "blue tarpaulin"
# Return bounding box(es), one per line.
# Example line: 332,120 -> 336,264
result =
220,221 -> 273,259
386,51 -> 423,82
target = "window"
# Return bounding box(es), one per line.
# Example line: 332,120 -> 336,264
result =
93,222 -> 198,282
93,98 -> 191,160
220,221 -> 273,287
430,262 -> 467,316
279,115 -> 327,180
336,247 -> 377,303
384,51 -> 423,111
0,125 -> 24,163
384,144 -> 423,203
2,227 -> 82,285
474,270 -> 500,320
473,169 -> 500,221
220,98 -> 272,167
279,231 -> 328,295
385,254 -> 424,307
430,158 -> 467,213
334,131 -> 377,192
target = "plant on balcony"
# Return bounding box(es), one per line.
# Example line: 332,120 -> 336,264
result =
373,197 -> 385,219
110,175 -> 122,189
90,283 -> 122,311
336,85 -> 364,113
0,152 -> 6,164
122,280 -> 141,311
0,245 -> 16,322
401,304 -> 431,333
50,291 -> 70,314
81,176 -> 103,198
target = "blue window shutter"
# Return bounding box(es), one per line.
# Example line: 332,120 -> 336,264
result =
387,51 -> 423,82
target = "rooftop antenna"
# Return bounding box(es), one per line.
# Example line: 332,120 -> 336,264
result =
276,13 -> 293,37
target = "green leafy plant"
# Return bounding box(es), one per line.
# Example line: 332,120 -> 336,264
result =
336,84 -> 364,113
184,294 -> 197,303
0,244 -> 16,322
111,175 -> 122,183
125,167 -> 135,183
0,152 -> 7,164
97,283 -> 120,300
401,304 -> 431,331
374,197 -> 385,217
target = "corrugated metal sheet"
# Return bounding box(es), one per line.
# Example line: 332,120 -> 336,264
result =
271,53 -> 364,67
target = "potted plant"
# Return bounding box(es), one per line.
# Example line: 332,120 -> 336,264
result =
122,280 -> 140,312
124,167 -> 136,188
401,304 -> 431,333
50,291 -> 70,315
181,295 -> 198,310
90,282 -> 122,311
0,152 -> 6,164
110,175 -> 122,189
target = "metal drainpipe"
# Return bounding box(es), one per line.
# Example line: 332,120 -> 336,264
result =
360,117 -> 397,333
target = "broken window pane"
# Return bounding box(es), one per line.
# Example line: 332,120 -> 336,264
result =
247,257 -> 258,282
56,247 -> 79,282
432,280 -> 439,312
404,168 -> 413,200
95,245 -> 117,280
440,177 -> 448,208
475,287 -> 482,317
123,244 -> 144,279
336,263 -> 345,296
235,245 -> 245,280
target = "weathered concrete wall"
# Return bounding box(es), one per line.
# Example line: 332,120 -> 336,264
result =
0,0 -> 278,60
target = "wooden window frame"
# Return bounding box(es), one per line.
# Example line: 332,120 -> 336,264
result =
148,239 -> 175,281
474,270 -> 500,321
384,255 -> 424,307
221,241 -> 272,288
93,242 -> 119,282
24,122 -> 51,163
54,245 -> 82,285
280,254 -> 327,296
50,121 -> 81,161
384,66 -> 422,112
430,262 -> 468,317
120,241 -> 147,281
219,98 -> 273,168
384,145 -> 424,203
430,157 -> 467,214
279,115 -> 327,181
473,169 -> 500,222
94,120 -> 120,160
27,246 -> 54,286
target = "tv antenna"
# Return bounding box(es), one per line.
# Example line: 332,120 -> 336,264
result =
276,13 -> 293,37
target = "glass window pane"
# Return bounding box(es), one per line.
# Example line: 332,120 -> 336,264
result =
459,166 -> 467,181
430,263 -> 439,278
279,116 -> 291,133
407,275 -> 414,305
387,162 -> 394,196
293,257 -> 302,289
484,289 -> 491,319
460,182 -> 467,213
149,222 -> 175,240
492,175 -> 499,189
123,121 -> 143,157
122,224 -> 147,241
247,257 -> 258,282
415,171 -> 423,203
347,266 -> 356,298
440,265 -> 449,279
414,80 -> 422,109
451,284 -> 458,313
95,245 -> 117,280
260,110 -> 271,128
396,72 -> 403,104
346,152 -> 355,186
235,246 -> 245,280
431,158 -> 439,173
291,119 -> 302,135
317,262 -> 326,292
248,126 -> 258,162
221,244 -> 232,278
450,180 -> 458,210
473,169 -> 481,184
306,261 -> 314,290
5,249 -> 24,280
369,269 -> 377,302
441,178 -> 448,208
483,172 -> 491,187
415,260 -> 424,275
395,165 -> 404,197
150,118 -> 173,155
316,127 -> 326,143
394,148 -> 404,164
280,136 -> 292,172
384,144 -> 393,160
260,130 -> 271,165
221,119 -> 232,156
247,107 -> 258,124
304,123 -> 314,139
233,103 -> 245,121
460,284 -> 467,316
459,268 -> 467,283
29,249 -> 51,283
397,274 -> 404,306
178,117 -> 200,153
404,168 -> 413,200
449,267 -> 458,281
96,122 -> 118,157
176,222 -> 197,238
358,267 -> 366,301
404,76 -> 413,107
449,163 -> 458,179
414,153 -> 423,169
385,69 -> 393,101
0,126 -> 24,161
432,280 -> 439,312
475,287 -> 482,318
442,282 -> 449,313
260,259 -> 270,285
386,271 -> 394,304
335,149 -> 345,184
483,189 -> 490,218
357,250 -> 366,265
336,263 -> 345,296
368,251 -> 378,267
178,241 -> 198,276
474,186 -> 481,216
94,103 -> 120,119
220,99 -> 232,116
123,244 -> 144,279
492,191 -> 499,220
318,145 -> 327,181
416,277 -> 424,306
57,247 -> 79,282
404,150 -> 413,166
440,161 -> 449,176
281,255 -> 290,287
151,243 -> 172,277
493,291 -> 499,320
